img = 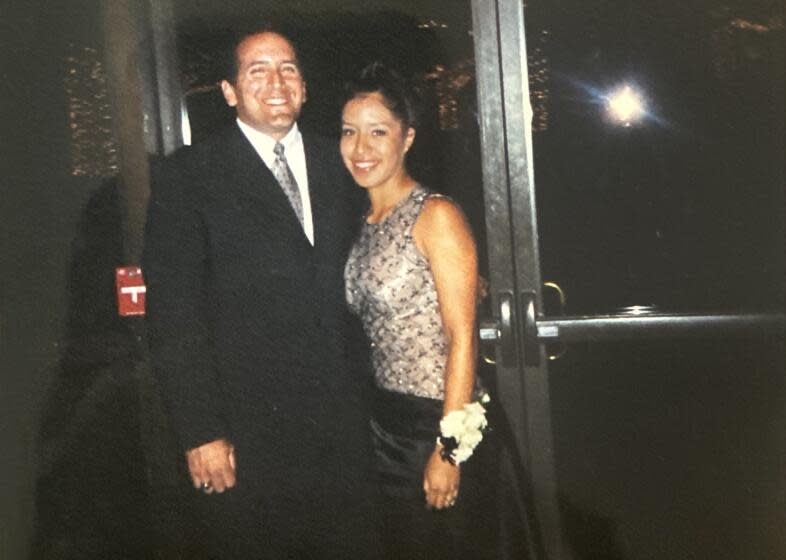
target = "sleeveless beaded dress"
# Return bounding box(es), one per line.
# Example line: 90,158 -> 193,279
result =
345,185 -> 492,560
345,184 -> 449,400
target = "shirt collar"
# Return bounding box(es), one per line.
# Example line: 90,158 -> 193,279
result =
236,118 -> 302,158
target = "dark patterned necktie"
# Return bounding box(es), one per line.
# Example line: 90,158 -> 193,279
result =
272,142 -> 304,228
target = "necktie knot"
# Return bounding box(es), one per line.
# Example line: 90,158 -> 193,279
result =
274,142 -> 285,158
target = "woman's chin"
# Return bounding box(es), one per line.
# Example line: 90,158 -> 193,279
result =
351,177 -> 374,190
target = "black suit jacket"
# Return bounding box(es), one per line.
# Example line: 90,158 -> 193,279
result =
143,124 -> 369,494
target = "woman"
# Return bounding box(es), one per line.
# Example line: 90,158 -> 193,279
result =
342,63 -> 491,560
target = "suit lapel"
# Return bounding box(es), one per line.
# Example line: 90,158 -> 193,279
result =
222,125 -> 283,204
224,124 -> 313,247
304,133 -> 335,251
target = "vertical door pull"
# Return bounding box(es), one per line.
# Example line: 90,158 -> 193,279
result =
521,291 -> 540,366
498,292 -> 517,367
542,281 -> 567,361
477,292 -> 516,366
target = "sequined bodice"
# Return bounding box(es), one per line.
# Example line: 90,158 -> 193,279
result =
345,186 -> 448,399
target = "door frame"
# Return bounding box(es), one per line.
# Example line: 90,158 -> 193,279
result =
472,1 -> 570,559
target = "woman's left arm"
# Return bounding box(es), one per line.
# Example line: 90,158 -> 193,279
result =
413,197 -> 479,509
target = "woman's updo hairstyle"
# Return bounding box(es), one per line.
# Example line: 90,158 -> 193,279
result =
344,61 -> 423,132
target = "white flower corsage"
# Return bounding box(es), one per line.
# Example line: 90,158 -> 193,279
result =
437,393 -> 491,465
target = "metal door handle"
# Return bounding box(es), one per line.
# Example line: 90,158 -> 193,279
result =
542,281 -> 567,361
478,291 -> 518,367
521,291 -> 540,366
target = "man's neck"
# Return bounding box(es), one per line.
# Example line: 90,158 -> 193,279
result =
236,119 -> 298,145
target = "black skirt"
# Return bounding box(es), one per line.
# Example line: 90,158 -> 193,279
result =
370,388 -> 497,560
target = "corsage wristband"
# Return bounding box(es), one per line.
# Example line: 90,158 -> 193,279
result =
437,393 -> 491,465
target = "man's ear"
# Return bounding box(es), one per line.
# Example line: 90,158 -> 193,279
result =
302,81 -> 307,105
220,80 -> 238,107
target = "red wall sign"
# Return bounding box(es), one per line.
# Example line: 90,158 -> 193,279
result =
116,266 -> 146,316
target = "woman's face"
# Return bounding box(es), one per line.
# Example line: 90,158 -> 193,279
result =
340,92 -> 415,191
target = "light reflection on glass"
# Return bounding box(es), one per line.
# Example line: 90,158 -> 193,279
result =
181,102 -> 192,146
606,84 -> 645,126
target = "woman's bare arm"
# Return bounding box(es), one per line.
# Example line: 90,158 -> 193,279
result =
413,196 -> 479,509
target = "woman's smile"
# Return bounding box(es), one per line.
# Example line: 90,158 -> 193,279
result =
340,91 -> 414,192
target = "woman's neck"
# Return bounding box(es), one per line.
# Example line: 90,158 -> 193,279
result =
366,177 -> 418,224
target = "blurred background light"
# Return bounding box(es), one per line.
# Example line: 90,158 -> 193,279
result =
606,84 -> 645,126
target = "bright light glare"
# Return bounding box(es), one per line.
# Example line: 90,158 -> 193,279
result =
623,305 -> 653,315
181,103 -> 192,146
607,85 -> 645,125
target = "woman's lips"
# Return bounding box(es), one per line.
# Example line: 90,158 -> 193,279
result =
352,161 -> 377,173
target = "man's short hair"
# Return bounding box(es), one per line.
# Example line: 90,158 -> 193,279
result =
218,24 -> 304,84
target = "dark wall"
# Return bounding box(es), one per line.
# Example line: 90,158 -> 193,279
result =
2,2 -> 110,557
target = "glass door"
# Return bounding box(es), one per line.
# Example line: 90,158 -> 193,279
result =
476,0 -> 785,559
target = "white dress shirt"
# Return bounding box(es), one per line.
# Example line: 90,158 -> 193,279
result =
236,119 -> 314,245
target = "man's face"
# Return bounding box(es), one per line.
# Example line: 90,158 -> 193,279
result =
221,32 -> 307,140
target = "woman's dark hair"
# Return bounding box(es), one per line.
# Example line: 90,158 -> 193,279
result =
344,62 -> 422,131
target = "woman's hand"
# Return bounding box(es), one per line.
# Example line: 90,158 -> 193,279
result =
423,445 -> 460,510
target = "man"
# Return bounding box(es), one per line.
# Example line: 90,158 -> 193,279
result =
144,29 -> 371,558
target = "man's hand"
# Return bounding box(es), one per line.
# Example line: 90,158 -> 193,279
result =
186,438 -> 237,493
423,445 -> 460,510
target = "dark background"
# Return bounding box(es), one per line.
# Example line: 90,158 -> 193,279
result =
2,0 -> 783,558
